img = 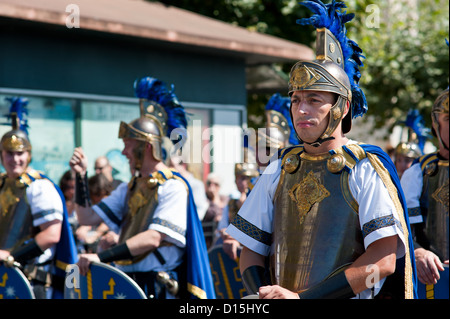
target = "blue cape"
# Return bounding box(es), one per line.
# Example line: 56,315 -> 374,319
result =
172,171 -> 216,299
38,173 -> 79,299
360,144 -> 418,299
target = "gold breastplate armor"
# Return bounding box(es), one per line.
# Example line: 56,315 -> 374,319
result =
0,173 -> 39,251
422,159 -> 449,261
272,146 -> 363,293
115,174 -> 161,265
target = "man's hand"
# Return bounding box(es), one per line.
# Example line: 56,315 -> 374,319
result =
70,147 -> 88,176
0,250 -> 11,262
77,253 -> 100,276
222,237 -> 240,261
415,248 -> 445,285
259,285 -> 300,299
98,231 -> 119,251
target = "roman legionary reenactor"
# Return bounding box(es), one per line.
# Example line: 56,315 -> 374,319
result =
227,0 -> 417,299
70,77 -> 215,299
401,88 -> 449,298
0,97 -> 77,299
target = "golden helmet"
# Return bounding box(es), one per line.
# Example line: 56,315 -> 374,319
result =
288,1 -> 367,147
118,77 -> 187,172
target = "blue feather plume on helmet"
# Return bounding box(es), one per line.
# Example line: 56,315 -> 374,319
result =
265,93 -> 300,145
297,0 -> 367,119
4,96 -> 30,135
134,76 -> 188,142
402,109 -> 431,154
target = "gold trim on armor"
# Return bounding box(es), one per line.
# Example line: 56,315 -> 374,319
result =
431,178 -> 449,210
300,151 -> 330,161
0,172 -> 42,217
327,153 -> 346,173
288,171 -> 330,224
0,187 -> 19,217
341,170 -> 358,214
283,154 -> 300,174
188,283 -> 207,299
439,160 -> 449,167
118,121 -> 162,144
128,190 -> 149,218
290,64 -> 322,90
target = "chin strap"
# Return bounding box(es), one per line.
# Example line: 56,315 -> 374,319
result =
301,136 -> 335,148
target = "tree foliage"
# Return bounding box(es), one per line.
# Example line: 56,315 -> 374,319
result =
152,0 -> 449,134
348,0 -> 449,131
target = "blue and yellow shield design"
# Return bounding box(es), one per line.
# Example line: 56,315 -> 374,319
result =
418,265 -> 449,299
208,245 -> 247,299
0,262 -> 35,299
64,262 -> 146,299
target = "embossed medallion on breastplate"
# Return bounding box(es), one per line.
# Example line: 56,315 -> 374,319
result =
128,190 -> 148,218
288,171 -> 330,223
432,178 -> 449,211
0,187 -> 20,217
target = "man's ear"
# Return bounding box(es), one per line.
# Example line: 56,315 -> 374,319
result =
343,100 -> 350,117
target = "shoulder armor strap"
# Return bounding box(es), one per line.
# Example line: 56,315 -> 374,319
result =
152,168 -> 174,185
127,168 -> 175,190
278,145 -> 303,160
147,168 -> 190,195
330,143 -> 367,172
418,152 -> 439,173
279,145 -> 304,167
18,171 -> 44,186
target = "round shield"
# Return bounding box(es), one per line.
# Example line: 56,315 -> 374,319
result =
208,244 -> 247,299
0,262 -> 35,299
418,264 -> 449,299
64,261 -> 147,299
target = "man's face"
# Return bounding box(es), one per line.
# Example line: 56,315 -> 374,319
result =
395,154 -> 415,178
94,158 -> 111,176
206,179 -> 220,199
290,90 -> 336,144
1,150 -> 30,178
121,138 -> 139,172
235,174 -> 249,194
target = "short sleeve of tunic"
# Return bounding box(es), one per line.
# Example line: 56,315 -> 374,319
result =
26,179 -> 64,227
400,163 -> 423,224
225,159 -> 281,256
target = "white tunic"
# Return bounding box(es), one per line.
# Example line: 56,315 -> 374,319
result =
26,178 -> 64,265
400,162 -> 424,224
93,179 -> 187,273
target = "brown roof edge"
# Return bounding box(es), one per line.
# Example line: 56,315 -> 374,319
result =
0,1 -> 314,63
